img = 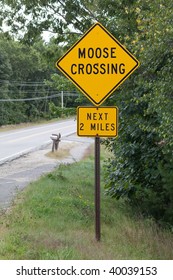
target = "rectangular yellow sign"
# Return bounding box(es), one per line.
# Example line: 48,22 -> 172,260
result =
77,106 -> 118,137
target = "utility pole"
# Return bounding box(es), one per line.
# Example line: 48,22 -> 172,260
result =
61,90 -> 64,109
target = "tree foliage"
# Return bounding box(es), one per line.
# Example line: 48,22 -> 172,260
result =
0,34 -> 62,124
104,0 -> 173,225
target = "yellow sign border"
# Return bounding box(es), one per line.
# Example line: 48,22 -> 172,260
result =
77,106 -> 118,137
56,22 -> 140,106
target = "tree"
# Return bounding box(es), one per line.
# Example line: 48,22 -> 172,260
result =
0,40 -> 12,125
104,0 -> 173,225
0,0 -> 90,44
0,0 -> 138,44
0,34 -> 57,123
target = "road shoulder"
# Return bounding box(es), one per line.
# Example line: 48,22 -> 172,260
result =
0,135 -> 93,210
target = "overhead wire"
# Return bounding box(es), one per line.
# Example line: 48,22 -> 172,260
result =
0,93 -> 79,102
0,79 -> 79,102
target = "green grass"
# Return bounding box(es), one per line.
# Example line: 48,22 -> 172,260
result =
0,147 -> 173,260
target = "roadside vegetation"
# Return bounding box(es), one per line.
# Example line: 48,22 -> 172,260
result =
0,146 -> 173,260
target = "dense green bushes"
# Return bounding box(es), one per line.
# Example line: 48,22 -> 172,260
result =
104,0 -> 173,226
49,102 -> 76,118
0,35 -> 77,125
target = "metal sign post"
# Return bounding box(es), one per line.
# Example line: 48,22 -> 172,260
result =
56,22 -> 140,242
95,136 -> 101,241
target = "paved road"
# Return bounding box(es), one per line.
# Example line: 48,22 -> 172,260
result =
0,118 -> 76,165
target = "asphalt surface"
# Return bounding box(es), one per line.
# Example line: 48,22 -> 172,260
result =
0,119 -> 76,165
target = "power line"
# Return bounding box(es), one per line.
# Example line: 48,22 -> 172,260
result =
0,92 -> 79,102
0,79 -> 47,85
0,94 -> 59,102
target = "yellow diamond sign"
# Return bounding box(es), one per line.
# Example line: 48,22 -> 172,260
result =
56,22 -> 139,106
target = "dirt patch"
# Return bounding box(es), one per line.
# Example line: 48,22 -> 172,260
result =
45,142 -> 76,160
